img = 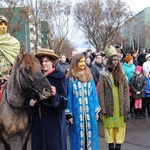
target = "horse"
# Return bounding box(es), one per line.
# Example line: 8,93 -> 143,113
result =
0,47 -> 52,150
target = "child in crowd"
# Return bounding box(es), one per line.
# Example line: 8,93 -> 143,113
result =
142,71 -> 150,117
130,66 -> 146,119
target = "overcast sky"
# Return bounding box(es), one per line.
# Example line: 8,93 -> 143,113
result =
68,0 -> 150,51
125,0 -> 150,13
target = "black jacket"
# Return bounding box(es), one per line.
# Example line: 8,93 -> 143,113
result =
87,63 -> 100,85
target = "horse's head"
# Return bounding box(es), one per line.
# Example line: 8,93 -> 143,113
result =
15,46 -> 52,101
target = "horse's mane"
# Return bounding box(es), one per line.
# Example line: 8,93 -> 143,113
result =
14,53 -> 41,72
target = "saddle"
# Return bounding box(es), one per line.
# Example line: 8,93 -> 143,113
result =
0,82 -> 7,101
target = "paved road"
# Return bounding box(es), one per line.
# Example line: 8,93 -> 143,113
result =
99,114 -> 150,150
0,114 -> 150,150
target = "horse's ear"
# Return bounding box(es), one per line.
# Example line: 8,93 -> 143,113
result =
19,45 -> 26,59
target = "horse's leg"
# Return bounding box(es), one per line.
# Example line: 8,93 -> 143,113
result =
20,126 -> 30,150
0,132 -> 11,150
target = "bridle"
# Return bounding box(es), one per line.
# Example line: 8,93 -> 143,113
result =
18,59 -> 46,95
5,59 -> 46,108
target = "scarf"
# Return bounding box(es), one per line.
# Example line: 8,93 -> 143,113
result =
0,33 -> 20,64
133,73 -> 141,91
71,69 -> 87,83
136,75 -> 141,91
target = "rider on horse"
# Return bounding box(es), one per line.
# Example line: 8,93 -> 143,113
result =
0,15 -> 20,85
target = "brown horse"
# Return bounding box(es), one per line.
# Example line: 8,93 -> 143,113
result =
0,47 -> 52,150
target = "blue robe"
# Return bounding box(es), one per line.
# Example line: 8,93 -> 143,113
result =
66,77 -> 100,150
26,69 -> 68,150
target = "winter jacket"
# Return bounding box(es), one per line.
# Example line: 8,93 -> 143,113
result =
86,63 -> 100,85
122,62 -> 135,85
98,69 -> 130,121
56,60 -> 70,74
93,61 -> 105,75
145,77 -> 150,97
130,73 -> 146,99
143,61 -> 150,74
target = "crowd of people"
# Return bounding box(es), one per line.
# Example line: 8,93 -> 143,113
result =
1,14 -> 150,150
46,45 -> 150,150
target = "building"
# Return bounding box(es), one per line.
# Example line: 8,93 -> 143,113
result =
121,7 -> 150,51
0,7 -> 47,52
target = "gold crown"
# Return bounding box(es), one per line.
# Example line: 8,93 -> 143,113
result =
105,45 -> 118,57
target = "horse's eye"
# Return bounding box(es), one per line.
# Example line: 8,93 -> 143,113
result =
28,66 -> 32,71
25,66 -> 32,73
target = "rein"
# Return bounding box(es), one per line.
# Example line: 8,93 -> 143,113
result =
18,60 -> 46,95
4,59 -> 46,109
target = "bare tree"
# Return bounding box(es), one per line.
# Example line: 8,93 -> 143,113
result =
24,0 -> 47,52
59,38 -> 75,57
144,25 -> 150,49
0,0 -> 21,7
0,0 -> 32,51
1,0 -> 71,54
39,0 -> 71,54
122,15 -> 146,52
122,18 -> 135,51
73,0 -> 132,52
0,0 -> 28,37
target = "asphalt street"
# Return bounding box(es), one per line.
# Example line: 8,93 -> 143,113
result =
0,114 -> 150,150
99,114 -> 150,150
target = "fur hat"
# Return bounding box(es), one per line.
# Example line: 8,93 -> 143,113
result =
124,55 -> 133,63
135,65 -> 142,72
145,53 -> 150,60
35,48 -> 59,60
0,15 -> 8,25
105,45 -> 118,57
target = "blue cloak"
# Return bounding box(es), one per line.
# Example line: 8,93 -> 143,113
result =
26,69 -> 68,150
66,77 -> 100,150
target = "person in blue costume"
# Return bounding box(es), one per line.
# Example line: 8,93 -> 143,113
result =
25,48 -> 68,150
66,53 -> 101,150
99,45 -> 130,150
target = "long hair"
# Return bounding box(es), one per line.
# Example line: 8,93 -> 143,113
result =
106,55 -> 124,86
66,53 -> 92,81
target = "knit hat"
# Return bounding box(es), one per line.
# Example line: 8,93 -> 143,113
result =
124,55 -> 133,63
105,45 -> 118,57
0,15 -> 8,25
135,65 -> 142,72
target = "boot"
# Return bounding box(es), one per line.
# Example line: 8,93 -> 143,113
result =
139,109 -> 142,119
135,109 -> 139,119
108,143 -> 114,150
148,108 -> 150,117
115,144 -> 121,150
